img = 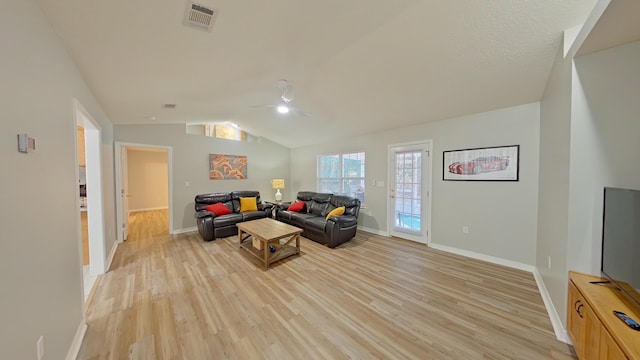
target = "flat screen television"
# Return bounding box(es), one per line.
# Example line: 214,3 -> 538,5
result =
601,187 -> 640,307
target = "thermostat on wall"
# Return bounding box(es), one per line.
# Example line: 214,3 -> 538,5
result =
17,134 -> 35,153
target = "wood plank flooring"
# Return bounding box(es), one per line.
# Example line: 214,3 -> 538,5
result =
81,211 -> 89,265
78,210 -> 576,359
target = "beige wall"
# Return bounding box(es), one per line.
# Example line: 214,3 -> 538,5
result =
0,0 -> 116,358
290,102 -> 541,265
127,149 -> 169,211
114,124 -> 290,231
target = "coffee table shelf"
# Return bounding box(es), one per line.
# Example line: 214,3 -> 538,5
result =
237,218 -> 302,268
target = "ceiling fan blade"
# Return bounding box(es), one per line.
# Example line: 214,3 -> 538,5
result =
282,84 -> 295,102
291,107 -> 311,117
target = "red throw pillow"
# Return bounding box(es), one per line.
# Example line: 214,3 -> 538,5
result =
204,202 -> 232,216
288,201 -> 305,212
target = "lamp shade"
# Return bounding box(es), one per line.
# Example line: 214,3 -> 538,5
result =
271,179 -> 285,189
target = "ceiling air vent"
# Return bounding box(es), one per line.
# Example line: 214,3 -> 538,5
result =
183,1 -> 217,32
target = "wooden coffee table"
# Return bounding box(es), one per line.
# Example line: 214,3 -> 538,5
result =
238,218 -> 303,268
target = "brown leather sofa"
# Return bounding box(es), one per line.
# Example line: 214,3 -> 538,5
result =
194,191 -> 273,241
274,191 -> 361,248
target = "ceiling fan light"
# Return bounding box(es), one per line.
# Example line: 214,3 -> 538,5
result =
277,104 -> 289,114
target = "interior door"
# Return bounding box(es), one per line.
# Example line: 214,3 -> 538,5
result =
389,143 -> 430,243
121,147 -> 130,241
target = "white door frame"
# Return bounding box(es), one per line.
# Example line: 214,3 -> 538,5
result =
73,99 -> 107,276
115,141 -> 173,243
387,140 -> 433,245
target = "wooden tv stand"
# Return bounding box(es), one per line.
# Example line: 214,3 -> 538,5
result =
568,271 -> 640,359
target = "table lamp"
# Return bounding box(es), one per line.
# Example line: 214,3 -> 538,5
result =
272,179 -> 285,201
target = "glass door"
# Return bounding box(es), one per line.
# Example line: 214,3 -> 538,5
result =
389,143 -> 430,243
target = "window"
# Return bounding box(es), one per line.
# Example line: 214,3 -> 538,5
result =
317,152 -> 365,204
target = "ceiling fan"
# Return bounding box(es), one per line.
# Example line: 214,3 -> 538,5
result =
250,79 -> 311,117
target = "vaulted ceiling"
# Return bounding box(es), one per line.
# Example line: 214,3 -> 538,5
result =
38,0 -> 600,148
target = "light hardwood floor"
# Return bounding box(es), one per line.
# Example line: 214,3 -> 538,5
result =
78,210 -> 576,359
81,211 -> 89,265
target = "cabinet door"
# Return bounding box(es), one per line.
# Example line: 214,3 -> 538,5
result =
568,282 -> 601,360
582,304 -> 600,360
599,327 -> 627,360
568,282 -> 586,358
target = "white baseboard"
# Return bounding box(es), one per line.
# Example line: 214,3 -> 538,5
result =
171,226 -> 197,235
65,320 -> 87,360
532,267 -> 570,344
429,243 -> 569,343
129,206 -> 168,213
105,240 -> 118,272
429,243 -> 535,272
357,226 -> 388,237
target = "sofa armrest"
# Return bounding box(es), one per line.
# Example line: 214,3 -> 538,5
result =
325,215 -> 358,248
196,210 -> 215,219
273,202 -> 291,217
327,215 -> 357,227
257,202 -> 274,211
257,202 -> 274,217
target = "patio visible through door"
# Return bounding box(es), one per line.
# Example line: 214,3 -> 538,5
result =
389,142 -> 431,244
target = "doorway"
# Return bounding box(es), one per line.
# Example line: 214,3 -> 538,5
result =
387,141 -> 432,244
115,142 -> 173,243
74,99 -> 106,301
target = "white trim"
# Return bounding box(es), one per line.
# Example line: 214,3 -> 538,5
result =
105,241 -> 119,272
565,0 -> 611,58
129,206 -> 169,213
65,320 -> 87,360
430,243 -> 535,273
172,226 -> 198,235
74,99 -> 107,276
115,142 -> 174,243
357,226 -> 388,237
532,267 -> 571,344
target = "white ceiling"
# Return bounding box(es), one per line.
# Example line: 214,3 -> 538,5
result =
38,0 -> 602,148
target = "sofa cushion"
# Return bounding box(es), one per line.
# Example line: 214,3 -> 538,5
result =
289,212 -> 315,229
213,213 -> 243,227
325,206 -> 345,220
308,193 -> 332,216
231,191 -> 261,212
305,217 -> 327,233
330,195 -> 361,217
242,211 -> 266,221
194,193 -> 232,211
288,201 -> 305,212
240,197 -> 258,212
205,202 -> 232,216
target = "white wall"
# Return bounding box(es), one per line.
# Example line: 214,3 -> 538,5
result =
114,124 -> 290,231
572,40 -> 640,272
291,102 -> 540,265
0,0 -> 116,358
537,39 -> 640,334
127,149 -> 169,211
536,43 -> 573,330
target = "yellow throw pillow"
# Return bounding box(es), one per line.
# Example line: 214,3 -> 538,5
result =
325,206 -> 345,220
240,197 -> 258,212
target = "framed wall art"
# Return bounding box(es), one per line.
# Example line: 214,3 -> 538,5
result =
209,154 -> 247,180
443,145 -> 519,181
